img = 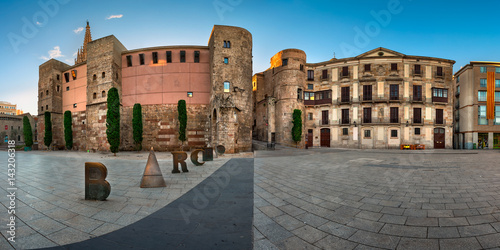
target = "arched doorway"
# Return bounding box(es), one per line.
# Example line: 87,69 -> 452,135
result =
434,128 -> 445,149
320,128 -> 330,147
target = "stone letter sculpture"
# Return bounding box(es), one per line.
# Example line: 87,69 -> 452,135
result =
190,149 -> 205,166
140,148 -> 167,188
172,151 -> 189,173
203,147 -> 213,161
85,162 -> 111,200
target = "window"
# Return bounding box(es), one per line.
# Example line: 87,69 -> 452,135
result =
56,74 -> 60,81
180,51 -> 186,63
390,107 -> 399,123
66,86 -> 69,91
413,85 -> 422,101
413,108 -> 422,124
41,106 -> 43,111
390,84 -> 399,100
321,110 -> 328,125
414,64 -> 421,75
478,91 -> 487,101
457,76 -> 460,83
93,93 -> 96,99
432,88 -> 448,102
480,78 -> 487,87
322,69 -> 328,79
391,130 -> 398,138
166,51 -> 172,63
93,74 -> 97,81
436,109 -> 443,124
478,106 -> 487,125
364,130 -> 371,138
496,91 -> 500,102
307,84 -> 314,90
126,55 -> 132,67
297,89 -> 303,100
17,135 -> 20,141
363,85 -> 372,101
57,85 -> 60,92
342,66 -> 349,77
71,70 -> 77,80
102,72 -> 105,78
341,109 -> 349,124
415,128 -> 421,135
224,81 -> 230,92
496,80 -> 500,88
341,87 -> 350,102
46,90 -> 49,95
40,92 -> 43,97
495,106 -> 500,125
152,52 -> 158,64
308,113 -> 313,120
457,86 -> 460,95
391,63 -> 398,71
64,72 -> 70,82
480,66 -> 487,73
282,59 -> 288,66
223,40 -> 231,48
73,103 -> 77,108
304,92 -> 314,100
496,67 -> 500,73
307,70 -> 314,80
436,66 -> 443,77
187,92 -> 193,97
364,64 -> 371,72
102,91 -> 106,97
46,105 -> 48,110
224,57 -> 228,64
363,108 -> 371,123
300,64 -> 304,71
342,128 -> 348,135
194,51 -> 200,63
139,54 -> 145,65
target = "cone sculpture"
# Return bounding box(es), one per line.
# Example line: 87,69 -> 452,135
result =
140,148 -> 167,188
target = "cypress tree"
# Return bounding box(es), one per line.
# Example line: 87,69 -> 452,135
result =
64,111 -> 73,150
106,87 -> 120,155
132,103 -> 143,151
178,100 -> 187,146
44,112 -> 52,149
292,109 -> 302,147
23,116 -> 33,148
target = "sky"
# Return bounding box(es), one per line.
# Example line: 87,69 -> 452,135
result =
1,0 -> 500,115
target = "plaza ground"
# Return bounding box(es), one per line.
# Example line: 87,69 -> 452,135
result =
1,146 -> 500,249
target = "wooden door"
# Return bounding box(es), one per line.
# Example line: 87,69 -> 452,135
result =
322,110 -> 329,125
320,128 -> 330,147
434,128 -> 445,149
307,129 -> 313,147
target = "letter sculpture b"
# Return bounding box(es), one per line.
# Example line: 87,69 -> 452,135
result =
85,162 -> 111,200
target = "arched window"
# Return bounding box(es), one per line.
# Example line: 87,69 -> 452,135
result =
115,73 -> 119,80
93,93 -> 97,99
46,90 -> 49,95
45,105 -> 48,110
224,81 -> 230,93
102,72 -> 105,78
57,85 -> 60,92
41,106 -> 43,111
102,91 -> 106,97
93,74 -> 97,81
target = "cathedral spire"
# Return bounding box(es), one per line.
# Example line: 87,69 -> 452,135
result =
75,20 -> 92,64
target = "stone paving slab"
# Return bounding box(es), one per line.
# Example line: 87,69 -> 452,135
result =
0,150 -> 248,248
253,147 -> 500,249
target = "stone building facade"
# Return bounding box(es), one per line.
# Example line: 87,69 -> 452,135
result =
254,48 -> 455,149
37,23 -> 253,153
454,61 -> 500,149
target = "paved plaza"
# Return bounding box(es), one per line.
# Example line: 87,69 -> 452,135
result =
1,145 -> 500,249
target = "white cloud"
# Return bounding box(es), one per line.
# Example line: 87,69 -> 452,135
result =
65,59 -> 73,64
106,14 -> 123,20
73,27 -> 84,34
72,51 -> 78,57
36,21 -> 42,26
40,46 -> 64,60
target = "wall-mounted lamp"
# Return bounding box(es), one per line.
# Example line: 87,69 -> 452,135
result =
353,121 -> 357,127
406,121 -> 409,127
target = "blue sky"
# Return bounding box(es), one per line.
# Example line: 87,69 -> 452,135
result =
1,0 -> 500,115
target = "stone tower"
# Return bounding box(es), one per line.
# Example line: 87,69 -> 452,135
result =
208,25 -> 253,153
37,59 -> 69,149
272,49 -> 307,148
85,35 -> 127,151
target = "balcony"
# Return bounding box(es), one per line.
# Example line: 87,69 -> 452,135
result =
340,118 -> 350,125
434,119 -> 446,125
412,69 -> 422,77
410,96 -> 425,103
455,91 -> 460,97
432,96 -> 448,104
455,113 -> 460,121
411,118 -> 423,125
455,102 -> 460,109
340,72 -> 351,80
389,95 -> 403,103
360,118 -> 402,125
338,96 -> 352,104
361,95 -> 373,102
320,74 -> 330,81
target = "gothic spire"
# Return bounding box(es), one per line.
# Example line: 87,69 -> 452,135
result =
75,20 -> 92,64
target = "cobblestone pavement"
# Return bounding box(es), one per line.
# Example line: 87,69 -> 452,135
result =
0,150 -> 253,249
253,147 -> 500,249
